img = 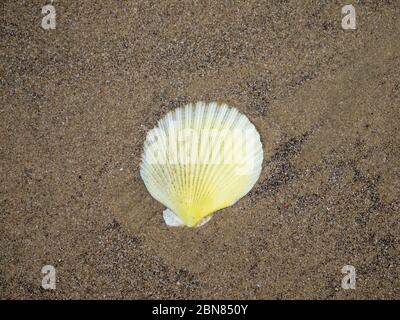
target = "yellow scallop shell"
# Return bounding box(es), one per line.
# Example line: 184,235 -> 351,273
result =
140,102 -> 263,227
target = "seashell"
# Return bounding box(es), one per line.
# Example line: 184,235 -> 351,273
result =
140,102 -> 263,227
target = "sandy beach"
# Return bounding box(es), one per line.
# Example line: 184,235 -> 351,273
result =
1,0 -> 399,299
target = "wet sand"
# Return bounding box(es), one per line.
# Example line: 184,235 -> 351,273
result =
1,0 -> 399,299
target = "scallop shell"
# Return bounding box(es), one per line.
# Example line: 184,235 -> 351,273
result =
140,102 -> 263,227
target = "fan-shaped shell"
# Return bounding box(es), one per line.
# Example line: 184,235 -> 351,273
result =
140,102 -> 263,227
